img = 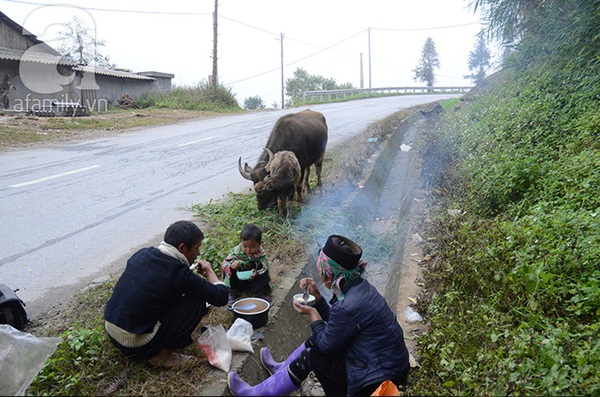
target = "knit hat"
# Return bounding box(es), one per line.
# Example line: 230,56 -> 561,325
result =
322,235 -> 362,270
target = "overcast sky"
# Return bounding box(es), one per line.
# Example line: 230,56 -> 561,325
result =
1,0 -> 496,107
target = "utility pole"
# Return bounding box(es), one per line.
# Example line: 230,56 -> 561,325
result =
280,33 -> 285,109
368,27 -> 372,88
211,0 -> 218,94
360,53 -> 364,88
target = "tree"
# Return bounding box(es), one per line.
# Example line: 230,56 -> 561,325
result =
56,16 -> 115,68
243,95 -> 265,110
412,37 -> 440,90
285,67 -> 350,104
465,35 -> 491,85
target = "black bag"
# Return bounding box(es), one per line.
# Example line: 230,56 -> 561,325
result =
0,284 -> 29,330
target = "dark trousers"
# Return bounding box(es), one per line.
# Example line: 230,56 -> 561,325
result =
308,348 -> 407,396
308,349 -> 380,396
109,295 -> 207,360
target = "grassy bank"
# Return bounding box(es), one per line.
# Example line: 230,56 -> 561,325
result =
411,12 -> 600,394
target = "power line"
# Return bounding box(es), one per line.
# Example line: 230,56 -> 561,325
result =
372,22 -> 480,31
224,29 -> 366,86
1,0 -> 210,15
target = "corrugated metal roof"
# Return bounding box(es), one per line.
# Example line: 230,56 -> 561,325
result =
73,65 -> 156,81
0,46 -> 74,65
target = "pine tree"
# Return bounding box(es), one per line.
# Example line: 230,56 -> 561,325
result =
465,35 -> 491,84
412,37 -> 440,90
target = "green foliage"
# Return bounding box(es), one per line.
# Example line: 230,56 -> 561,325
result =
473,0 -> 600,71
412,4 -> 600,393
243,95 -> 266,110
412,37 -> 440,88
285,67 -> 354,105
30,325 -> 112,395
138,81 -> 241,111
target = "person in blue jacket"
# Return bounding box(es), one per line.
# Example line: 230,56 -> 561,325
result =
228,234 -> 410,396
104,220 -> 228,368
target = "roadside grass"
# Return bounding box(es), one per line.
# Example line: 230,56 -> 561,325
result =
138,82 -> 241,112
411,60 -> 600,394
25,107 -> 418,396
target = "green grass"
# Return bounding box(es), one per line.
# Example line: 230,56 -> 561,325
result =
411,46 -> 600,397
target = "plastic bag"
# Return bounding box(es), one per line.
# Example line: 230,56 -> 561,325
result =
226,318 -> 254,353
404,306 -> 423,322
371,379 -> 399,396
198,324 -> 232,372
0,324 -> 61,396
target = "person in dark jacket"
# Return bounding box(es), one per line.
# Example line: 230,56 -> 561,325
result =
227,234 -> 410,396
104,220 -> 228,368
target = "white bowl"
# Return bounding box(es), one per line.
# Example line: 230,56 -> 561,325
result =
293,293 -> 316,306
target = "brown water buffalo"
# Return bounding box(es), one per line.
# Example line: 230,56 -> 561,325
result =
238,109 -> 328,198
253,150 -> 302,219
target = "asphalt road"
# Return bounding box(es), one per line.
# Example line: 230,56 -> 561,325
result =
0,94 -> 460,320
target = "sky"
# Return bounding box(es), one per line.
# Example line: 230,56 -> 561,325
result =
1,0 -> 497,107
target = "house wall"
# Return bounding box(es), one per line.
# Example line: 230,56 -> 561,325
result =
1,59 -> 80,111
0,23 -> 34,50
79,74 -> 157,109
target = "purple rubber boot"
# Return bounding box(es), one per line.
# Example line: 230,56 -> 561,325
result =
227,369 -> 298,396
260,343 -> 305,375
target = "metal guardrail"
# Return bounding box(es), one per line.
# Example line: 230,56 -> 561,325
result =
302,86 -> 473,102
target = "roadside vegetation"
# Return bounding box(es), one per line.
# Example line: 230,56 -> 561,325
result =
137,81 -> 240,112
411,0 -> 599,395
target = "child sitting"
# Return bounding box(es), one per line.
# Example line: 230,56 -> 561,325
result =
222,224 -> 272,307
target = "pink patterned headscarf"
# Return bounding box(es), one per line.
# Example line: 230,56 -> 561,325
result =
317,248 -> 366,301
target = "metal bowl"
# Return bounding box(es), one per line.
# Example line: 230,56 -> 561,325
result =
231,297 -> 270,328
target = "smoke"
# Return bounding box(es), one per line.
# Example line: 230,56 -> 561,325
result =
291,111 -> 426,298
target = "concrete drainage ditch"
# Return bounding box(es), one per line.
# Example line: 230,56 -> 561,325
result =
200,108 -> 434,396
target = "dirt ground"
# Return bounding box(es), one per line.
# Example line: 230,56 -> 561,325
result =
0,108 -> 228,150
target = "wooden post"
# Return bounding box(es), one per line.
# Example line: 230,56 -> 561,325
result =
212,0 -> 218,94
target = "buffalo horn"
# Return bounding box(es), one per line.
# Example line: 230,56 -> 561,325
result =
264,148 -> 274,169
238,157 -> 252,180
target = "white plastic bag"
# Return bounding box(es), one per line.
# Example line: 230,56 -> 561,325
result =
404,306 -> 423,322
0,324 -> 61,396
226,318 -> 254,353
198,324 -> 232,372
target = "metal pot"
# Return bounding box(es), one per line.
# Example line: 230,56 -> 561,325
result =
231,297 -> 270,328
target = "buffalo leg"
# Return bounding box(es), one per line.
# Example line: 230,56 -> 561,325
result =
315,158 -> 323,187
296,182 -> 304,203
304,166 -> 311,193
276,196 -> 285,217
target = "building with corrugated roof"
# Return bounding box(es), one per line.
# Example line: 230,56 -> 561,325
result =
0,11 -> 173,113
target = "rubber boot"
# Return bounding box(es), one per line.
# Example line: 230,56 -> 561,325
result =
260,343 -> 305,375
228,368 -> 298,396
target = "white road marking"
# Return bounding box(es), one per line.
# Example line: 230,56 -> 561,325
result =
10,165 -> 101,188
253,124 -> 271,129
178,136 -> 215,147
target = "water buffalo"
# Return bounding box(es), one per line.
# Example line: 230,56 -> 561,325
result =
253,150 -> 302,219
238,109 -> 328,198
